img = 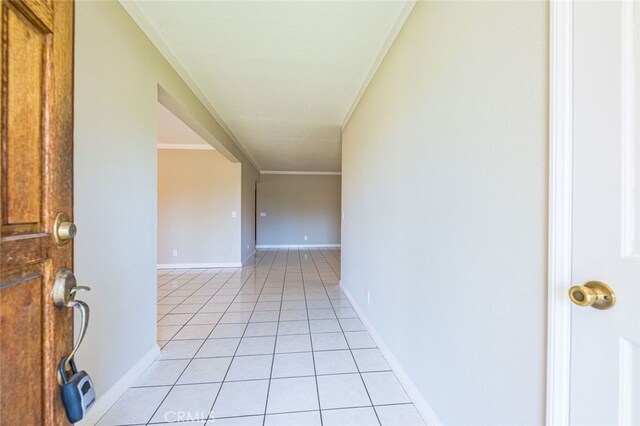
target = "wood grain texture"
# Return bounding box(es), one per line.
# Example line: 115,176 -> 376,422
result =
0,0 -> 74,424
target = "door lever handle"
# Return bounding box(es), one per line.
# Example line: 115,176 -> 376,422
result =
52,269 -> 92,377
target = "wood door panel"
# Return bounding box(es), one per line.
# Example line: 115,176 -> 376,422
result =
0,273 -> 44,426
0,0 -> 73,424
4,5 -> 45,229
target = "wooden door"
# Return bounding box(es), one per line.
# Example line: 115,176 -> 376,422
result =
570,1 -> 640,424
0,0 -> 74,424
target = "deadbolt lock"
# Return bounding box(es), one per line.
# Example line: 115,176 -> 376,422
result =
569,281 -> 616,310
53,212 -> 77,246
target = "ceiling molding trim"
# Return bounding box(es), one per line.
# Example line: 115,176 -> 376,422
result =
120,1 -> 263,172
158,143 -> 215,151
340,0 -> 416,131
261,171 -> 342,176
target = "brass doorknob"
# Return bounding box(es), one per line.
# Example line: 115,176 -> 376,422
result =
569,281 -> 616,310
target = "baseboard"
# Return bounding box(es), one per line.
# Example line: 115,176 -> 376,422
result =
157,262 -> 242,269
340,282 -> 443,426
78,344 -> 160,426
255,244 -> 341,249
242,249 -> 256,265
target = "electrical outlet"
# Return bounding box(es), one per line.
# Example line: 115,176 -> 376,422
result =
231,211 -> 237,218
304,235 -> 308,241
260,212 -> 267,217
367,291 -> 371,304
172,249 -> 178,257
247,244 -> 250,250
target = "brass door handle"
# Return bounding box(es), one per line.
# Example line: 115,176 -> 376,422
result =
569,281 -> 616,310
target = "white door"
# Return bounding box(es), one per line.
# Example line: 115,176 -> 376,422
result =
571,1 -> 640,425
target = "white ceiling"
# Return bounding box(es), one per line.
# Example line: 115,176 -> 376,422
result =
157,103 -> 211,148
133,1 -> 411,172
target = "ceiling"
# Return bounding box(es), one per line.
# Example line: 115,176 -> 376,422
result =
157,103 -> 211,148
133,1 -> 411,172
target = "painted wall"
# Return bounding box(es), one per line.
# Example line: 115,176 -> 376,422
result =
157,149 -> 241,266
257,174 -> 341,246
341,2 -> 548,424
74,1 -> 258,399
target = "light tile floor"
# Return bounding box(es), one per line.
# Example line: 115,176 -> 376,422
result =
96,248 -> 425,425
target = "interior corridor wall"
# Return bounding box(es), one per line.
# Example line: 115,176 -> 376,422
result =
74,1 -> 258,399
341,2 -> 548,424
256,174 -> 341,246
157,149 -> 241,266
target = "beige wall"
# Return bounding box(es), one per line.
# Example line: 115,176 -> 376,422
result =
157,149 -> 241,265
257,174 -> 341,246
74,1 -> 258,400
342,2 -> 548,424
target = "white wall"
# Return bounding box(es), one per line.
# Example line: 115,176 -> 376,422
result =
256,174 -> 341,246
342,2 -> 548,424
157,149 -> 241,266
74,0 -> 258,398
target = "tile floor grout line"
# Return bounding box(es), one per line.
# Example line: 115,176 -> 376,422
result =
202,247 -> 278,424
145,261 -> 262,425
261,248 -> 288,425
299,248 -> 325,426
308,247 -> 383,426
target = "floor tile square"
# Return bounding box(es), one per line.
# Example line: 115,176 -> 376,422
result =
220,312 -> 252,324
244,321 -> 278,337
339,318 -> 366,332
210,323 -> 247,338
266,376 -> 319,414
151,383 -> 220,423
307,308 -> 336,320
236,336 -> 276,355
250,310 -> 280,322
265,411 -> 321,426
159,340 -> 204,360
177,357 -> 232,384
197,338 -> 240,358
133,359 -> 189,387
311,333 -> 348,351
275,334 -> 312,353
272,352 -> 315,378
279,309 -> 308,321
322,407 -> 379,426
158,313 -> 194,326
173,325 -> 215,340
314,350 -> 358,375
189,313 -> 223,325
309,319 -> 341,333
213,380 -> 269,417
375,404 -> 425,426
226,354 -> 273,381
317,374 -> 371,409
158,325 -> 181,341
344,332 -> 376,349
352,349 -> 390,372
277,320 -> 310,335
362,372 -> 410,405
171,304 -> 205,314
97,386 -> 170,425
208,416 -> 264,425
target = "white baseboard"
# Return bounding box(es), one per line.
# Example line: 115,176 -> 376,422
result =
256,244 -> 341,249
340,282 -> 442,426
242,249 -> 256,265
157,262 -> 242,269
78,344 -> 160,426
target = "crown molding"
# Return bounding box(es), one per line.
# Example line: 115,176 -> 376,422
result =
341,1 -> 416,131
157,143 -> 215,151
261,171 -> 341,176
120,1 -> 262,172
